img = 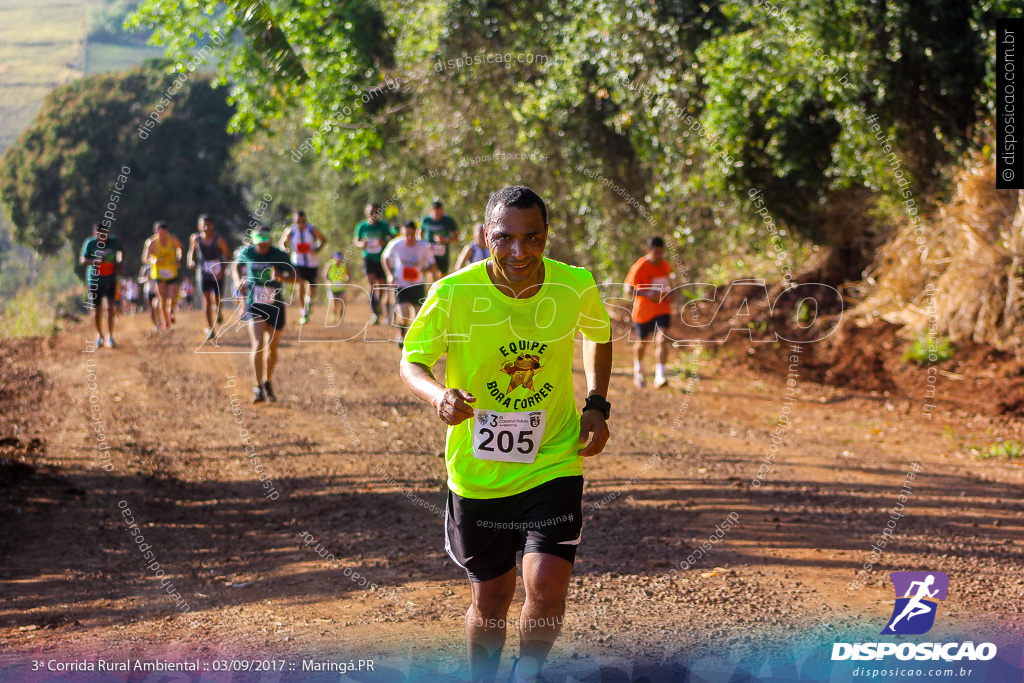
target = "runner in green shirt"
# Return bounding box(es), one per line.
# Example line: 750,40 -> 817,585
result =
233,226 -> 297,403
353,202 -> 396,325
420,199 -> 459,275
400,186 -> 612,683
79,223 -> 123,348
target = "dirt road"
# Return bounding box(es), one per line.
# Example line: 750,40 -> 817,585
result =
1,302 -> 1022,671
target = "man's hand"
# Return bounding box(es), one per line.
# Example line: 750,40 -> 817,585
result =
433,388 -> 476,426
578,409 -> 610,456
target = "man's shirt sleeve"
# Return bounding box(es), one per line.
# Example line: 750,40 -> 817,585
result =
578,272 -> 612,343
403,281 -> 450,367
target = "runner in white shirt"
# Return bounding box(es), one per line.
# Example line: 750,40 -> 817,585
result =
279,210 -> 327,325
381,221 -> 441,348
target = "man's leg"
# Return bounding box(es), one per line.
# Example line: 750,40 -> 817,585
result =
467,568 -> 517,683
654,326 -> 669,386
655,328 -> 669,366
264,325 -> 281,382
330,295 -> 341,323
395,301 -> 414,342
633,332 -> 649,387
166,282 -> 179,322
367,274 -> 382,318
303,278 -> 313,314
106,296 -> 116,339
517,553 -> 573,681
92,298 -> 104,339
248,319 -> 267,385
203,289 -> 216,328
155,282 -> 169,328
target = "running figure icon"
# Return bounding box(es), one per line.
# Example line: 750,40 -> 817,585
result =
881,571 -> 948,635
887,574 -> 938,630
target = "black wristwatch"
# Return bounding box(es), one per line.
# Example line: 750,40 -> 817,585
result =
583,394 -> 611,420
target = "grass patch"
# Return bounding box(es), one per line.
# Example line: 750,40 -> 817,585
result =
969,440 -> 1024,460
903,334 -> 954,365
0,242 -> 82,338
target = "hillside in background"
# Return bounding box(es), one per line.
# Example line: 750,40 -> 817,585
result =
0,0 -> 160,152
0,0 -> 160,332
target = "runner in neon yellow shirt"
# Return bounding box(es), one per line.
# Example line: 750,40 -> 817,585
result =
400,185 -> 612,683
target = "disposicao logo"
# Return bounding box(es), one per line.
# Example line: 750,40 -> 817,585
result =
882,571 -> 948,635
832,571 -> 998,662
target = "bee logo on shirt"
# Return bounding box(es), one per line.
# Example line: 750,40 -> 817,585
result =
501,354 -> 543,393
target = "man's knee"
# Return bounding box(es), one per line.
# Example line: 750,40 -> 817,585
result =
522,572 -> 569,610
472,581 -> 516,618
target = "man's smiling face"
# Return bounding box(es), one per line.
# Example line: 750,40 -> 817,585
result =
486,205 -> 548,286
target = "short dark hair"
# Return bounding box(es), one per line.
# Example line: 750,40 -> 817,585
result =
647,236 -> 665,249
431,199 -> 444,209
92,222 -> 104,232
403,220 -> 417,229
154,220 -> 168,230
484,186 -> 547,228
295,210 -> 306,218
198,214 -> 212,224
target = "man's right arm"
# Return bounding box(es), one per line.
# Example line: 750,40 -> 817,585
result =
186,235 -> 198,269
399,359 -> 475,426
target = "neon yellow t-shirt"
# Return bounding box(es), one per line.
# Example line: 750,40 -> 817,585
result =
403,258 -> 611,499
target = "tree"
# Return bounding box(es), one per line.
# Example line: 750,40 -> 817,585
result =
0,61 -> 247,274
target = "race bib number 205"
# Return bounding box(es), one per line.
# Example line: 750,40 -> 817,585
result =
471,409 -> 546,464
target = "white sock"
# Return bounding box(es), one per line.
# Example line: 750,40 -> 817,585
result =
634,359 -> 643,374
655,363 -> 666,377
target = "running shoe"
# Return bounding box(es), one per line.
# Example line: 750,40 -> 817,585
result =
654,374 -> 668,389
105,336 -> 116,348
217,311 -> 223,324
205,328 -> 216,341
370,314 -> 379,326
262,381 -> 277,403
633,372 -> 646,389
252,385 -> 266,403
300,313 -> 309,325
94,334 -> 103,348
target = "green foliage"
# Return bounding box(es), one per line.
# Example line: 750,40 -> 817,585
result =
971,440 -> 1024,460
902,334 -> 954,365
0,62 -> 247,275
0,241 -> 80,338
128,0 -> 397,170
122,0 -> 1022,283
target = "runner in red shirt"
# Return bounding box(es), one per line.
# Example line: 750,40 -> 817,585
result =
624,236 -> 673,388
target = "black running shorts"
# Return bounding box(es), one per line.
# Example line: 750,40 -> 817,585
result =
295,265 -> 319,284
362,257 -> 386,280
395,283 -> 427,307
245,302 -> 286,330
88,279 -> 117,305
633,313 -> 671,340
444,475 -> 584,582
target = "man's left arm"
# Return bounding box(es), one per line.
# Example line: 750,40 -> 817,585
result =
578,338 -> 612,456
